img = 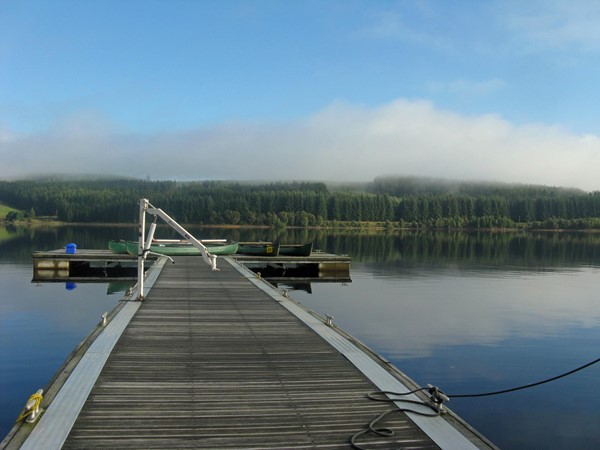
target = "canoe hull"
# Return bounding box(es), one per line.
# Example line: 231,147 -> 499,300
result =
124,241 -> 238,256
108,240 -> 129,254
279,243 -> 313,257
237,242 -> 280,256
204,242 -> 239,255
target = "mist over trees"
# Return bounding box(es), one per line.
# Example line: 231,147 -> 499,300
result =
1,176 -> 599,229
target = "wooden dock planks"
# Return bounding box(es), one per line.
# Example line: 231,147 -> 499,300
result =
61,257 -> 440,449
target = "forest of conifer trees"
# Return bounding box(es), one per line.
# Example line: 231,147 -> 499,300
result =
1,177 -> 600,229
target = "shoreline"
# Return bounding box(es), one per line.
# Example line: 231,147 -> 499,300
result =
2,219 -> 600,234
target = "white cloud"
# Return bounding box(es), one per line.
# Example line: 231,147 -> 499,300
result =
356,9 -> 451,50
0,126 -> 18,143
427,79 -> 507,96
503,0 -> 600,52
1,99 -> 600,190
321,267 -> 600,359
360,11 -> 423,41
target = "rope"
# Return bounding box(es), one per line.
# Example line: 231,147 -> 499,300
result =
16,392 -> 43,422
449,356 -> 600,398
350,388 -> 441,450
350,356 -> 600,449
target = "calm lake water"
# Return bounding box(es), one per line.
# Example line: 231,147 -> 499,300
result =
1,225 -> 600,449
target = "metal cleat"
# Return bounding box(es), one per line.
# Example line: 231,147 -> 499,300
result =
427,384 -> 450,413
19,389 -> 44,424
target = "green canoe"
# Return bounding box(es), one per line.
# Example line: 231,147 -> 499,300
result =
124,240 -> 238,256
108,240 -> 129,254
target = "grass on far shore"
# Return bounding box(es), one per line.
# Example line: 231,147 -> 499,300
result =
0,203 -> 18,218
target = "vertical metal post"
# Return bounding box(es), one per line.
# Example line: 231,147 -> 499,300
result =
137,199 -> 147,301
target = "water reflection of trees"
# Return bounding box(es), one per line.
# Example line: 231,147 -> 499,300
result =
3,225 -> 600,269
0,225 -> 137,262
324,231 -> 600,269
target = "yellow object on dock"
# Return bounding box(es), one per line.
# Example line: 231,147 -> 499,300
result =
16,390 -> 43,424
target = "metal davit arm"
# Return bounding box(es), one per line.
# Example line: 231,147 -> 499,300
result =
136,198 -> 218,300
145,205 -> 217,269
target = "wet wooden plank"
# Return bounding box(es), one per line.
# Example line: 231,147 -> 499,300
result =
61,257 -> 441,449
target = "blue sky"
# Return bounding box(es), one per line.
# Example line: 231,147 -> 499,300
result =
2,0 -> 600,190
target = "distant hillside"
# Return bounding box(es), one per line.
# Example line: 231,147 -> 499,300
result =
367,176 -> 586,197
0,176 -> 599,229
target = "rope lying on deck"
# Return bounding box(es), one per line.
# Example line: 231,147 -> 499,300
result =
350,387 -> 443,450
351,356 -> 600,449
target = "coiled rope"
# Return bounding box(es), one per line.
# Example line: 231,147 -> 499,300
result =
351,387 -> 444,449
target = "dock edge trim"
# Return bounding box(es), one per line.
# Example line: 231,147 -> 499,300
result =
227,257 -> 483,450
16,256 -> 169,450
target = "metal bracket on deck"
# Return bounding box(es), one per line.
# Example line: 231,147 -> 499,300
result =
325,314 -> 335,327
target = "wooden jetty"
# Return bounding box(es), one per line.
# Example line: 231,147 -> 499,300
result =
32,249 -> 157,282
232,251 -> 350,268
4,255 -> 495,449
232,252 -> 351,283
31,249 -> 351,284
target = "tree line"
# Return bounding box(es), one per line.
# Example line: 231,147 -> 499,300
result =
1,177 -> 599,229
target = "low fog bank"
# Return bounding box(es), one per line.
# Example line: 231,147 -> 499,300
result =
2,99 -> 599,191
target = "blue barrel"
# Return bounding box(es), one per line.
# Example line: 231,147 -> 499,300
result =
65,243 -> 77,254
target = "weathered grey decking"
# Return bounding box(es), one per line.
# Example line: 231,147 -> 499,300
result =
12,256 -> 494,449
